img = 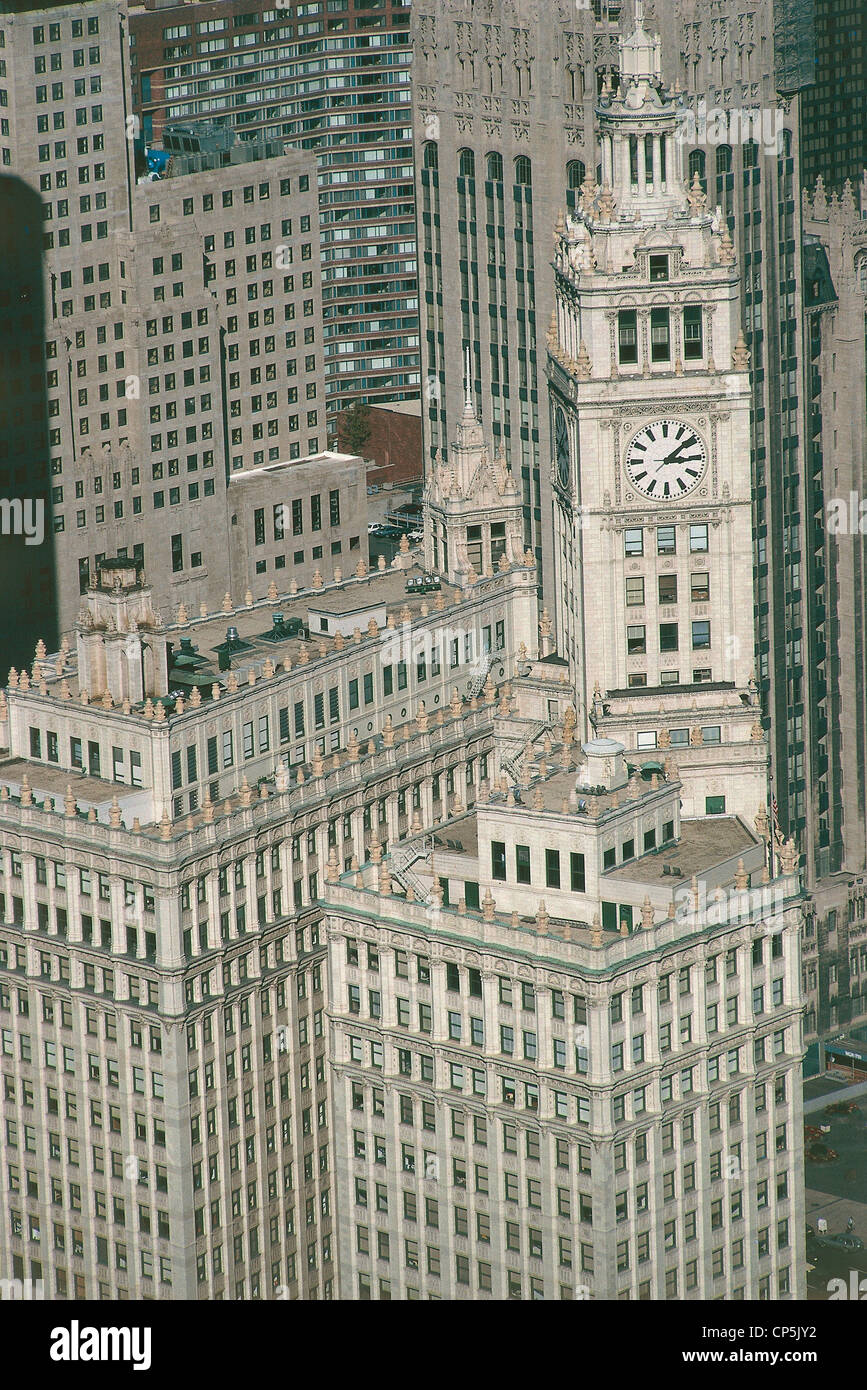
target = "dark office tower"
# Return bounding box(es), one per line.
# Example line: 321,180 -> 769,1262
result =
799,0 -> 866,193
128,0 -> 417,421
800,179 -> 867,1036
650,0 -> 867,1037
411,0 -> 623,603
0,177 -> 57,673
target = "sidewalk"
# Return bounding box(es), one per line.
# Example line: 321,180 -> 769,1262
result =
806,1186 -> 867,1239
803,1077 -> 867,1114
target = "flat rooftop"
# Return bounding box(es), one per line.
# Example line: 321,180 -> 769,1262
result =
227,450 -> 361,482
37,565 -> 465,701
0,757 -> 126,805
484,766 -> 673,819
604,817 -> 757,882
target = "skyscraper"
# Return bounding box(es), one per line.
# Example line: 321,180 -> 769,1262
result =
0,439 -> 806,1302
411,0 -> 616,602
0,1 -> 328,654
547,15 -> 768,834
128,0 -> 419,419
798,0 -> 866,193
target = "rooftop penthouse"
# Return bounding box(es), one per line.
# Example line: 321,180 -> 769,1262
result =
339,734 -> 801,950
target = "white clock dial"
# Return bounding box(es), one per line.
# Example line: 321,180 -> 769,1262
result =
625,419 -> 707,500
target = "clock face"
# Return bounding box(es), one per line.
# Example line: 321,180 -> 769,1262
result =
625,419 -> 707,500
555,406 -> 570,489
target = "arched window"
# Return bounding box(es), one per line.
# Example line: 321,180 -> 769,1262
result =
514,155 -> 532,187
688,149 -> 706,188
743,140 -> 758,170
857,255 -> 867,295
715,144 -> 732,176
486,151 -> 503,182
779,128 -> 792,159
566,159 -> 586,210
458,148 -> 475,178
423,142 -> 438,171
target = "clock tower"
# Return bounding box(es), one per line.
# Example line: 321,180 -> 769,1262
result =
547,10 -> 767,822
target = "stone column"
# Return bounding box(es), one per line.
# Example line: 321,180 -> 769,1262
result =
652,134 -> 662,191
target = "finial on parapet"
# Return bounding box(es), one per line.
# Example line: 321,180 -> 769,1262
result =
780,837 -> 799,874
326,847 -> 340,883
687,169 -> 707,216
718,223 -> 735,264
732,330 -> 750,371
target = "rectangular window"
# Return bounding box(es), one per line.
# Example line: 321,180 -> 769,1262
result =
657,525 -> 676,556
627,624 -> 646,655
624,528 -> 643,557
658,574 -> 677,605
491,842 -> 506,882
650,308 -> 670,362
545,849 -> 560,890
690,572 -> 710,602
689,524 -> 708,553
515,846 -> 531,885
625,577 -> 645,606
618,309 -> 638,365
570,853 -> 586,892
683,305 -> 703,359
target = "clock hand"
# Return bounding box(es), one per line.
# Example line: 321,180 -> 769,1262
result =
664,437 -> 697,464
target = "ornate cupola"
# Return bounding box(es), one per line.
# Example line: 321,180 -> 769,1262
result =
424,352 -> 524,585
596,0 -> 686,223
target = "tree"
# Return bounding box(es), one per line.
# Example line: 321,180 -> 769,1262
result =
339,398 -> 372,456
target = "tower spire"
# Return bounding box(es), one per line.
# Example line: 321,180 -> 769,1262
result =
463,346 -> 473,413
